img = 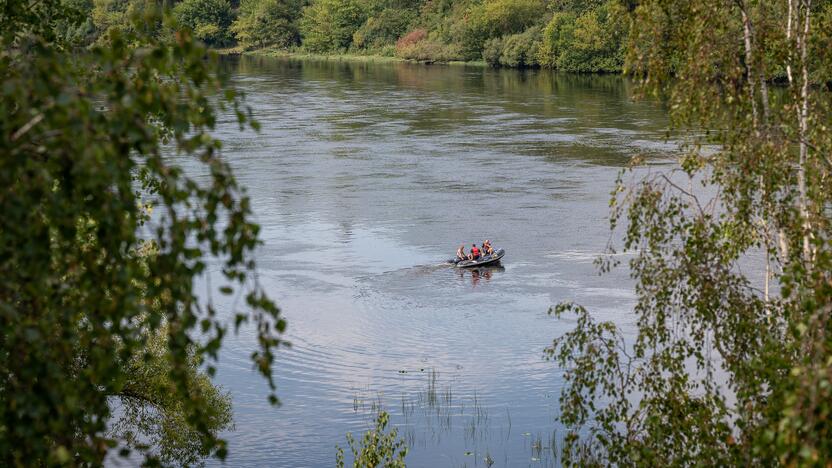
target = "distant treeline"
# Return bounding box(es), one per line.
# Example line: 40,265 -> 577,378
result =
63,0 -> 630,71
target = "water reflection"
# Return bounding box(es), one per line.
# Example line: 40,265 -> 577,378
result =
458,265 -> 505,288
224,55 -> 669,167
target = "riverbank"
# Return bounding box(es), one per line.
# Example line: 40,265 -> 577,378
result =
222,47 -> 488,68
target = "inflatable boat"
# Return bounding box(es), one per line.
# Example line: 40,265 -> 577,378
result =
450,248 -> 505,268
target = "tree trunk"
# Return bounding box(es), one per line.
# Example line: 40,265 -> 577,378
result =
796,0 -> 812,265
740,3 -> 759,130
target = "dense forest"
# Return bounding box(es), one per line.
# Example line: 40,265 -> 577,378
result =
62,0 -> 630,70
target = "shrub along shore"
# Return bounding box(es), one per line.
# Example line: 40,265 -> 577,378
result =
229,47 -> 489,67
70,0 -> 629,72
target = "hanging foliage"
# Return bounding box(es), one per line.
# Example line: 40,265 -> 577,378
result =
1,1 -> 285,465
548,0 -> 832,465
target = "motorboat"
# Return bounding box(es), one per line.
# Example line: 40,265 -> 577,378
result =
450,248 -> 505,268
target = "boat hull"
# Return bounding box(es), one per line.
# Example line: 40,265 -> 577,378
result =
455,249 -> 505,268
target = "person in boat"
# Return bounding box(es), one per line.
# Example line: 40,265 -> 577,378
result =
468,244 -> 481,260
456,245 -> 467,262
482,240 -> 494,256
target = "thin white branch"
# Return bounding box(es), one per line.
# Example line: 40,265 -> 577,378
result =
11,113 -> 44,141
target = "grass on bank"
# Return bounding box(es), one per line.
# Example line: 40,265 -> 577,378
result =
227,46 -> 487,67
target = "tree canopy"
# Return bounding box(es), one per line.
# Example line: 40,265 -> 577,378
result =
232,0 -> 302,50
549,0 -> 832,465
173,0 -> 235,46
42,0 -> 634,70
1,0 -> 285,464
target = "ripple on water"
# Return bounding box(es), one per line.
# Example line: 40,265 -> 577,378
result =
192,57 -> 675,467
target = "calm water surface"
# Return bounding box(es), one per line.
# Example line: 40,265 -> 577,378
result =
187,56 -> 674,467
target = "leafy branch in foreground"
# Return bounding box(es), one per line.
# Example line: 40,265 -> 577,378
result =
548,0 -> 832,465
1,1 -> 285,465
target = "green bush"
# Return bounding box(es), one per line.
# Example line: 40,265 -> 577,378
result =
482,36 -> 502,65
299,0 -> 366,52
92,0 -> 161,39
480,0 -> 545,35
484,25 -> 542,67
537,11 -> 575,68
417,0 -> 476,45
559,0 -> 627,72
173,0 -> 234,46
453,10 -> 490,61
92,0 -> 130,32
538,0 -> 627,72
56,0 -> 96,45
456,0 -> 545,61
548,0 -> 605,13
232,0 -> 302,50
353,8 -> 415,50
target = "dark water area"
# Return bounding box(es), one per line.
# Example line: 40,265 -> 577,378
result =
178,56 -> 675,467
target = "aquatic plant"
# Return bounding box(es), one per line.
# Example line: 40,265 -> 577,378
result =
336,411 -> 408,468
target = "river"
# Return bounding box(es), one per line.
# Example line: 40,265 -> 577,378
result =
184,55 -> 674,467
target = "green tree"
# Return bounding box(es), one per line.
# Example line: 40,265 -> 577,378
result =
173,0 -> 235,46
548,0 -> 603,13
549,0 -> 832,464
232,0 -> 302,50
299,0 -> 367,52
352,8 -> 416,50
1,1 -> 285,465
56,0 -> 97,45
479,0 -> 545,35
92,0 -> 163,40
456,0 -> 545,60
415,0 -> 475,45
537,11 -> 576,68
538,0 -> 627,72
483,25 -> 542,67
